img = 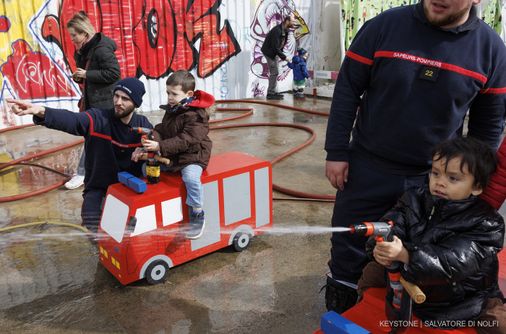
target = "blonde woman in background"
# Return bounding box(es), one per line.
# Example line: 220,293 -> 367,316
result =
65,11 -> 121,189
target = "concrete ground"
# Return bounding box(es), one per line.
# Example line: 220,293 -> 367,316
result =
3,96 -> 504,334
0,95 -> 336,333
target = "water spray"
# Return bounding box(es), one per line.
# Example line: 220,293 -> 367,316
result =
257,226 -> 351,235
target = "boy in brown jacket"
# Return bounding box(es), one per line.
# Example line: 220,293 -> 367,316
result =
132,70 -> 214,239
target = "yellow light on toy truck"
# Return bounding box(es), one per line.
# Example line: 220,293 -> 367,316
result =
111,257 -> 121,269
99,246 -> 109,259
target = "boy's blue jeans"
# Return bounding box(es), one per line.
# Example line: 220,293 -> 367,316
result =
143,163 -> 203,209
179,164 -> 203,209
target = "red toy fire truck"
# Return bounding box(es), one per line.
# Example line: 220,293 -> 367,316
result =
97,152 -> 273,285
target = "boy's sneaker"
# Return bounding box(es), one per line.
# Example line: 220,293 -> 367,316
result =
186,210 -> 205,239
65,175 -> 85,190
266,93 -> 283,100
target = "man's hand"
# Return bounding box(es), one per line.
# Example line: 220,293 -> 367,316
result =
373,236 -> 410,265
6,98 -> 45,118
131,147 -> 147,162
73,68 -> 87,79
142,138 -> 160,152
325,160 -> 349,190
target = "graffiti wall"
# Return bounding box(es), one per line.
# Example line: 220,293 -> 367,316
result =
0,0 -> 503,129
0,0 -> 313,129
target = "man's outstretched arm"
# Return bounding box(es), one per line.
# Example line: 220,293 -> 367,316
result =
7,98 -> 46,118
7,98 -> 91,136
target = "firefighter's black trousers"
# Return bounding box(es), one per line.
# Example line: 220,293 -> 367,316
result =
328,150 -> 427,285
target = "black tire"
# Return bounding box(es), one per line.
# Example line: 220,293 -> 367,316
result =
145,260 -> 169,284
233,232 -> 251,252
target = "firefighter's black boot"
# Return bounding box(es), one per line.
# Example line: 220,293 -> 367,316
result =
324,274 -> 358,314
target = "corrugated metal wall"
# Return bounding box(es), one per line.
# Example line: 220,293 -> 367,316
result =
0,0 -> 313,129
340,0 -> 503,50
0,0 -> 503,129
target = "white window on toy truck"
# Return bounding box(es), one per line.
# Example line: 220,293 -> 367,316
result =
131,205 -> 157,236
161,197 -> 183,226
129,198 -> 183,236
101,195 -> 130,243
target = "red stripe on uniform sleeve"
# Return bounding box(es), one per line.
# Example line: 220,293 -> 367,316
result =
346,50 -> 373,66
111,140 -> 143,148
86,112 -> 113,141
479,87 -> 506,94
374,51 -> 487,83
86,112 -> 143,148
441,63 -> 487,84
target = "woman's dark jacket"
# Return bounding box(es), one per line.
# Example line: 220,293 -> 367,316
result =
375,187 -> 504,322
74,33 -> 120,109
153,90 -> 214,171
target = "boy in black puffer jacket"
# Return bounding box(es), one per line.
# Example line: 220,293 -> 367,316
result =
360,137 -> 506,333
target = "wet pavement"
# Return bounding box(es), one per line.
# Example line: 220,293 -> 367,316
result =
0,96 -> 336,333
4,97 -> 504,334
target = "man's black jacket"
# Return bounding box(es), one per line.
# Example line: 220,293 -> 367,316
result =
261,24 -> 287,60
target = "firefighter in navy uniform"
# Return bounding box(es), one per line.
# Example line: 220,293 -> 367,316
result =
8,78 -> 152,232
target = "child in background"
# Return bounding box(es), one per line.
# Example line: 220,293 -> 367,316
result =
360,137 -> 506,333
64,11 -> 120,190
132,70 -> 214,239
287,48 -> 309,98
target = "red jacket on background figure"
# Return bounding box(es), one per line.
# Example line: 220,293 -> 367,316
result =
481,139 -> 506,209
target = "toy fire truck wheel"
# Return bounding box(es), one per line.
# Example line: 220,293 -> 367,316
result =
145,260 -> 169,284
233,232 -> 251,252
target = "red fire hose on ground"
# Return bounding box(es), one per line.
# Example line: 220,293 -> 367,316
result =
0,98 -> 336,203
